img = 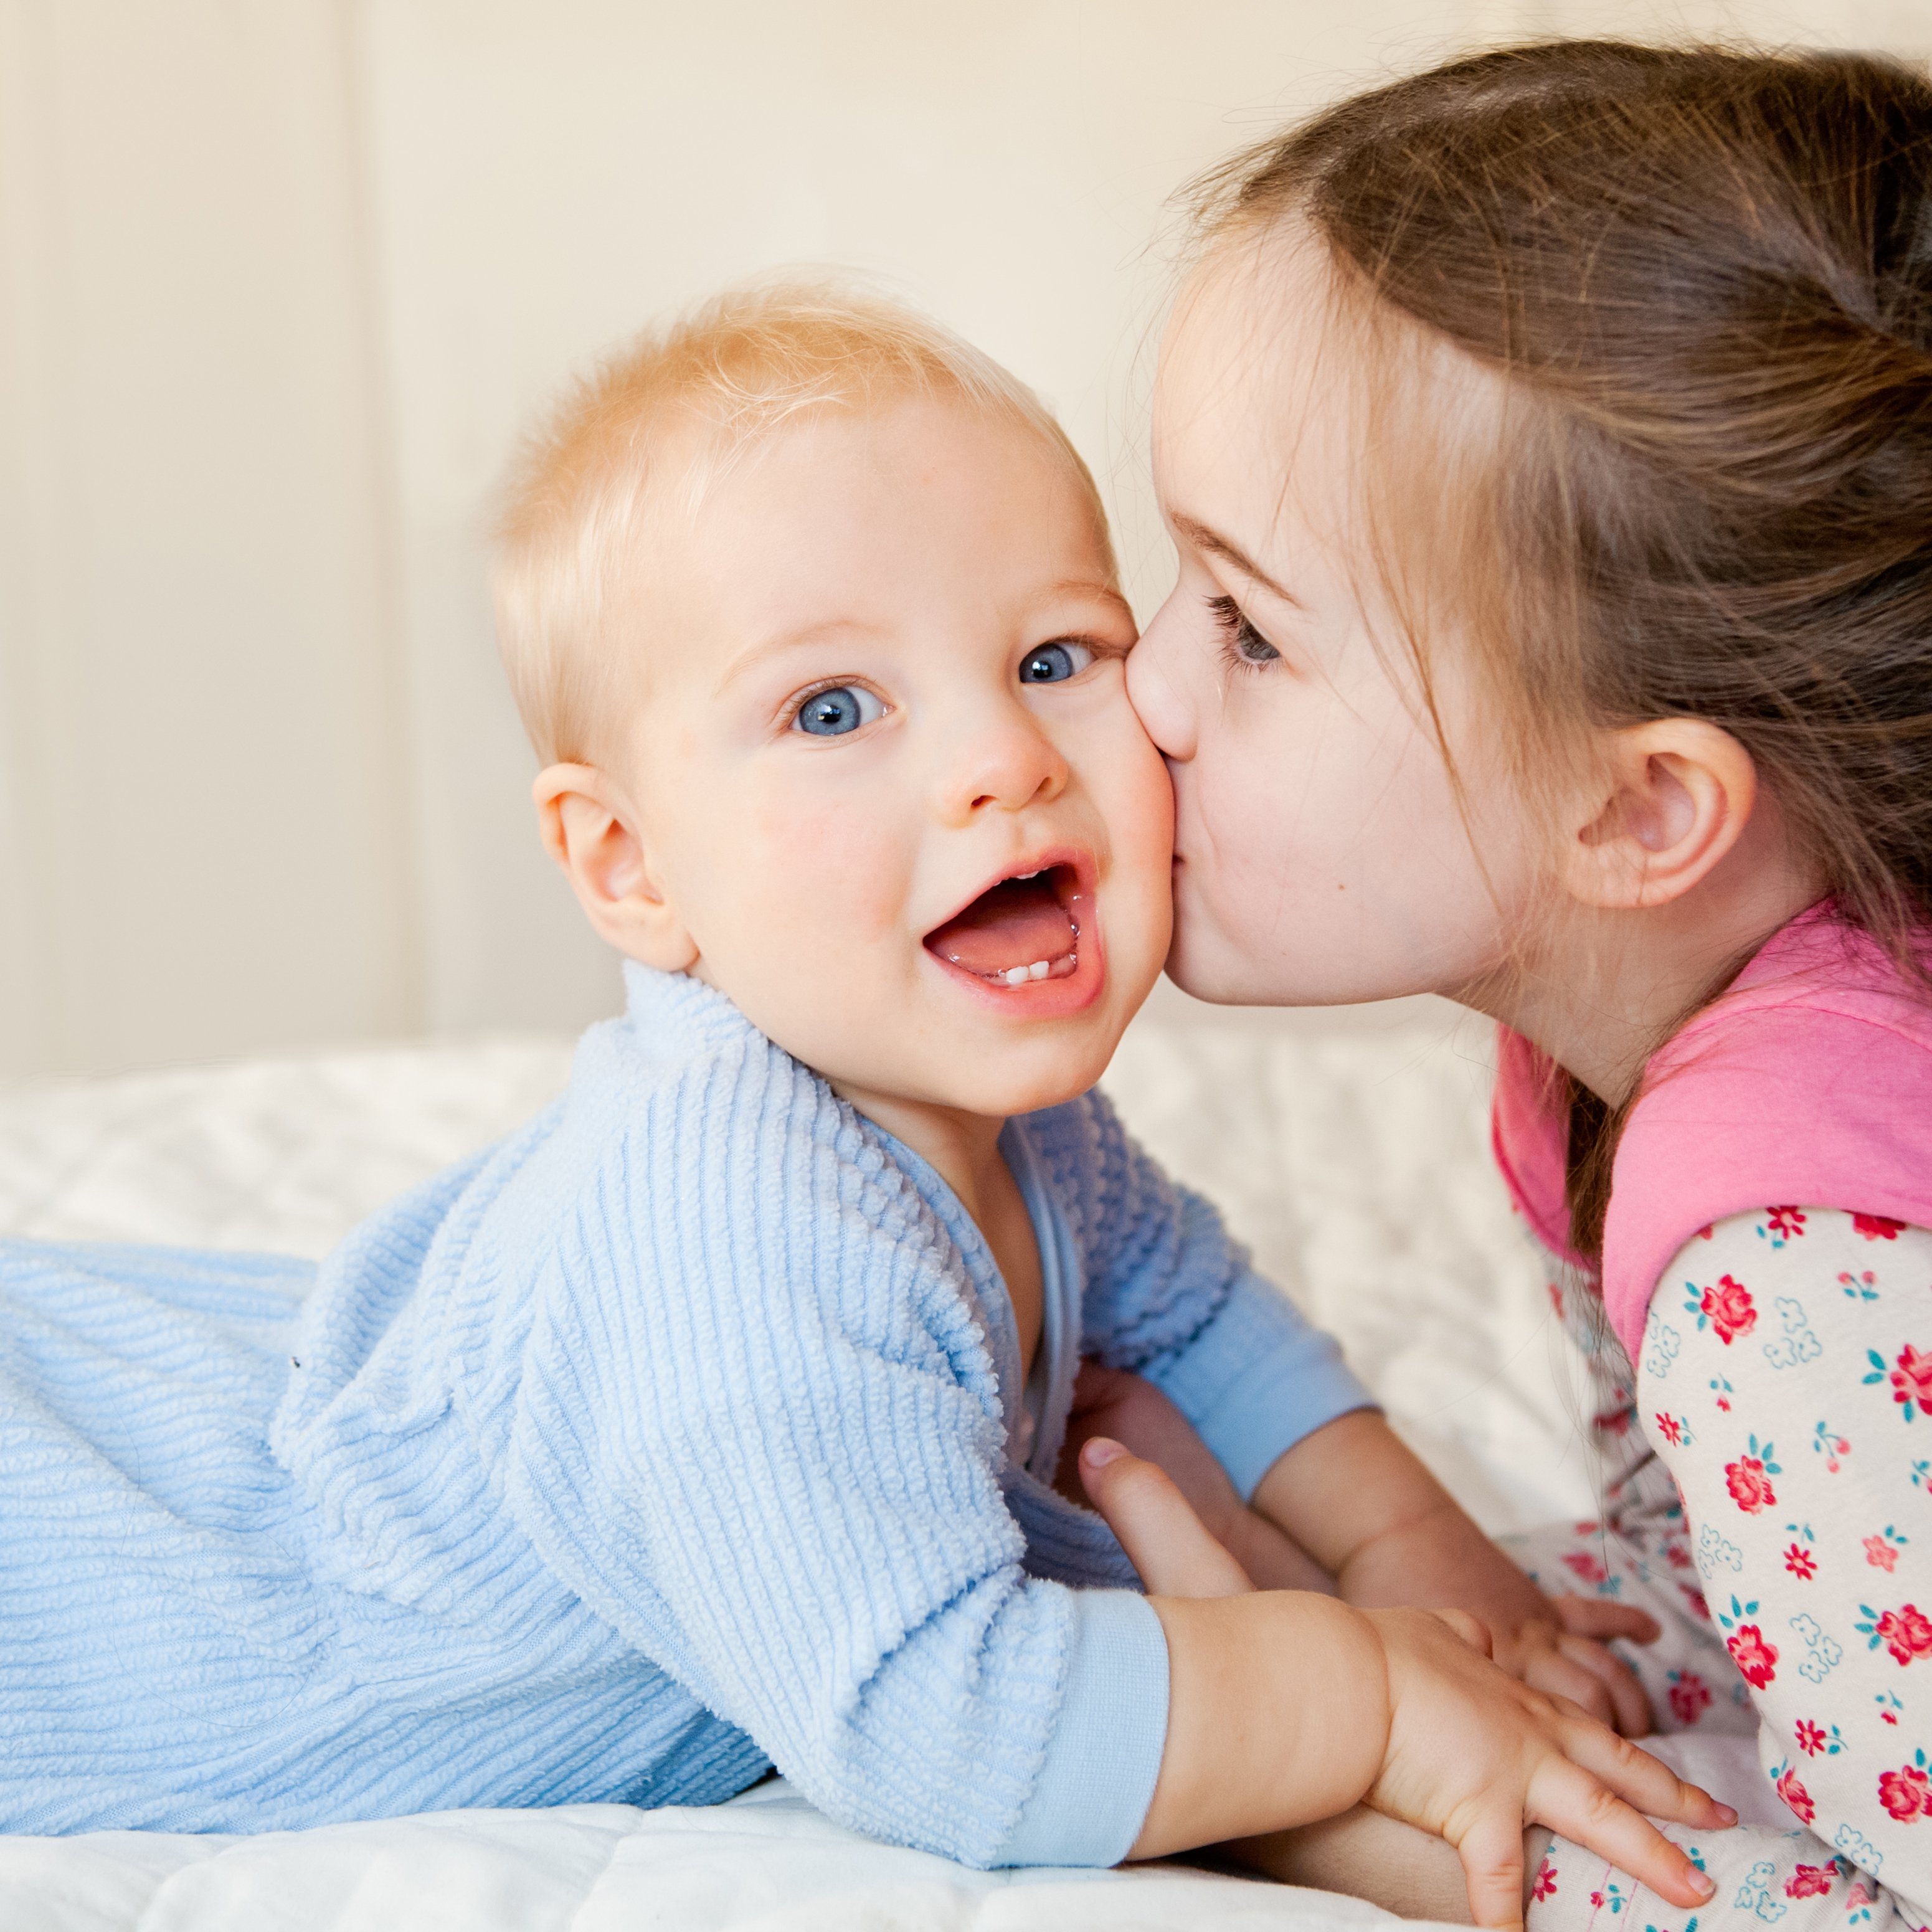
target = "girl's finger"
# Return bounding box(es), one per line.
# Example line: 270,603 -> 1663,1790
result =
1557,1632 -> 1654,1736
1429,1606 -> 1494,1657
1077,1439 -> 1254,1598
1528,1763 -> 1717,1911
1451,1806 -> 1531,1930
1550,1720 -> 1735,1832
1518,1650 -> 1619,1731
1551,1594 -> 1660,1646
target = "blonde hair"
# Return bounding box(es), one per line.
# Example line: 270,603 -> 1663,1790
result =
492,281 -> 1111,764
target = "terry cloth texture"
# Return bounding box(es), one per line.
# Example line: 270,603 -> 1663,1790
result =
0,965 -> 1370,1865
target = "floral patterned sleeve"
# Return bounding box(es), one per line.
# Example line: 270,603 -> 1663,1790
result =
1616,1207 -> 1932,1928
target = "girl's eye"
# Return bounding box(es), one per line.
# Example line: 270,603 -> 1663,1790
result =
1019,640 -> 1094,684
792,685 -> 884,736
1207,594 -> 1281,668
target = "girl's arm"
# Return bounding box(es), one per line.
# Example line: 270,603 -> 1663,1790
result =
1622,1207 -> 1932,1906
1251,1409 -> 1660,1733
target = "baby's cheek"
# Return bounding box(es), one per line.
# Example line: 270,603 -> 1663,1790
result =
747,792 -> 908,947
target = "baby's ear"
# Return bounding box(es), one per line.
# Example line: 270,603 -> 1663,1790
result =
533,764 -> 698,972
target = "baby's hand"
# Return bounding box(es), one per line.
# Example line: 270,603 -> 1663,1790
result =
1082,1440 -> 1732,1928
1366,1604 -> 1724,1926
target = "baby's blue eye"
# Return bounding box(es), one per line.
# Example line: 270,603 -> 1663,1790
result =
793,685 -> 883,736
1020,640 -> 1094,684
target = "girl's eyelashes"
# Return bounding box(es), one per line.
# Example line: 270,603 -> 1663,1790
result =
790,682 -> 886,737
1206,594 -> 1281,671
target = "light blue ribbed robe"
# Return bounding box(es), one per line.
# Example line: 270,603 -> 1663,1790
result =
0,967 -> 1368,1863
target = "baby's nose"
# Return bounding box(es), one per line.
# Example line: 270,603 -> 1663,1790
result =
936,711 -> 1069,822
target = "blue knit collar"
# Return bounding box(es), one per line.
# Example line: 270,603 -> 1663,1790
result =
620,961 -> 762,1052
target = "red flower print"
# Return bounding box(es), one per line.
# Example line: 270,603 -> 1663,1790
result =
1766,1206 -> 1806,1240
1656,1412 -> 1683,1446
1856,1213 -> 1907,1241
1728,1624 -> 1779,1688
1867,1534 -> 1902,1573
1785,1864 -> 1836,1900
1776,1766 -> 1815,1822
1785,1543 -> 1817,1579
1892,1346 -> 1932,1416
1681,1584 -> 1710,1620
1700,1275 -> 1758,1343
1725,1456 -> 1777,1513
1562,1551 -> 1609,1588
1667,1674 -> 1712,1725
1880,1763 -> 1932,1822
1796,1719 -> 1828,1756
1665,1541 -> 1693,1570
1873,1604 -> 1932,1665
1531,1859 -> 1557,1902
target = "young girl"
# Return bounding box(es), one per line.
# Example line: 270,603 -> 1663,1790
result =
1109,36 -> 1932,1931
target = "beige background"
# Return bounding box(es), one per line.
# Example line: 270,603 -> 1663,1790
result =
2,0 -> 1926,1076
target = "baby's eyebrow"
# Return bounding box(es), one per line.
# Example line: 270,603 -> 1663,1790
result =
713,618 -> 887,695
1169,515 -> 1301,608
1036,580 -> 1136,627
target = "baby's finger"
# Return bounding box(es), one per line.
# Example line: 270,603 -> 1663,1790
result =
1551,1594 -> 1660,1646
1451,1807 -> 1530,1930
1552,1721 -> 1735,1832
1529,1763 -> 1717,1911
1078,1439 -> 1254,1598
1558,1633 -> 1653,1737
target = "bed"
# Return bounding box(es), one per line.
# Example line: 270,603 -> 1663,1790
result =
0,993 -> 1595,1931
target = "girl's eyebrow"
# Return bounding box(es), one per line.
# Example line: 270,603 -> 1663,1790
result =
1171,514 -> 1301,608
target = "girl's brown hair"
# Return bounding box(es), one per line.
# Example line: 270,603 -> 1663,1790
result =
1195,40 -> 1932,1245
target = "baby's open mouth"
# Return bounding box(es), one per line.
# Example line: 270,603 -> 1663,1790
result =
924,866 -> 1080,987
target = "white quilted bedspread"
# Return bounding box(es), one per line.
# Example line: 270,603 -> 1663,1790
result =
0,990 -> 1596,1931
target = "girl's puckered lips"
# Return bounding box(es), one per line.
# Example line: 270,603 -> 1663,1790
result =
922,850 -> 1106,1018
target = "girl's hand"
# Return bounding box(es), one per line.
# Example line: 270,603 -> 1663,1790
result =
1081,1439 -> 1732,1928
1058,1363 -> 1335,1593
1268,1413 -> 1659,1736
1494,1597 -> 1660,1740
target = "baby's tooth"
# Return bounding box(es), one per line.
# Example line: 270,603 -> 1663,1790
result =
1003,965 -> 1030,986
1028,960 -> 1049,980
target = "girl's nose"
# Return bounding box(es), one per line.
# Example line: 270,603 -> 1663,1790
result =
935,709 -> 1069,823
1126,609 -> 1198,761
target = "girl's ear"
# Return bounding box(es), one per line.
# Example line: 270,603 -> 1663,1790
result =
533,764 -> 699,972
1561,719 -> 1758,911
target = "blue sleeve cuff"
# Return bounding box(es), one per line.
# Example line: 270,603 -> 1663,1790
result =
993,1588 -> 1170,1868
1150,1271 -> 1376,1500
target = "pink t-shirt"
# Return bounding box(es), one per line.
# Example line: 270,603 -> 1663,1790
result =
1491,902 -> 1932,1359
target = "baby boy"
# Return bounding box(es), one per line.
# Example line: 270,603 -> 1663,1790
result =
0,286 -> 1694,1889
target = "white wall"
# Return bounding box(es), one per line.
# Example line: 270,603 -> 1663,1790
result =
2,0 -> 1927,1074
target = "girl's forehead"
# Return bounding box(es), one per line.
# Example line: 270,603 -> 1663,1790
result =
1153,246 -> 1371,563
